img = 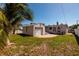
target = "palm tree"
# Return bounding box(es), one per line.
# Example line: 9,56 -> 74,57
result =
0,3 -> 33,48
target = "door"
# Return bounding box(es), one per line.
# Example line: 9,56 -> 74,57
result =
34,28 -> 42,36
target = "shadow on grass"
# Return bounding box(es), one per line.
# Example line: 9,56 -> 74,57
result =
17,33 -> 32,37
74,33 -> 79,45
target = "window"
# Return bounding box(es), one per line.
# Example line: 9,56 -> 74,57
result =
58,27 -> 60,29
49,27 -> 52,30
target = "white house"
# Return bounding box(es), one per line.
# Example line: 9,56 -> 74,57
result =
74,26 -> 79,36
23,23 -> 45,36
15,26 -> 23,34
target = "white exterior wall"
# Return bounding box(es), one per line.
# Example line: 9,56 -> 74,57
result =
33,24 -> 45,36
23,23 -> 45,36
75,29 -> 79,36
23,26 -> 33,35
46,25 -> 68,34
15,26 -> 24,34
15,30 -> 23,34
45,26 -> 54,33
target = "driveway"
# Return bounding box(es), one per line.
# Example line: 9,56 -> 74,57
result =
34,34 -> 58,38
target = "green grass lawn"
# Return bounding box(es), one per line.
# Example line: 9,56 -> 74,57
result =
0,34 -> 79,56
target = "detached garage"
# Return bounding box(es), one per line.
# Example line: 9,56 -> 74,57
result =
23,23 -> 45,36
34,27 -> 43,36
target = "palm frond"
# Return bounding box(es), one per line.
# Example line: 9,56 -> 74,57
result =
0,8 -> 8,25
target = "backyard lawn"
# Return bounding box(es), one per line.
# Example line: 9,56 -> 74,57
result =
0,34 -> 79,56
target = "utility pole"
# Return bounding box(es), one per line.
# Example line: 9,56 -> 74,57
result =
76,20 -> 78,25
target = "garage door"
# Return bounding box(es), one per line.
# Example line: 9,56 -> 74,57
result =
34,29 -> 42,36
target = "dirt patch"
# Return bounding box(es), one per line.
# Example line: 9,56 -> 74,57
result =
30,43 -> 49,56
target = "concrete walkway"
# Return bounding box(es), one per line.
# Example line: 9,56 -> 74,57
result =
66,33 -> 73,35
34,34 -> 58,38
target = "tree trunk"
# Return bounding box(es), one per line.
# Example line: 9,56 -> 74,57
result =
6,37 -> 10,46
6,33 -> 14,46
13,28 -> 16,34
6,33 -> 11,46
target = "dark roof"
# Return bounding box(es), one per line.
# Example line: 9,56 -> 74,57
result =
46,24 -> 68,28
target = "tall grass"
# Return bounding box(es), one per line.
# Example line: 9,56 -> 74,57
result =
48,35 -> 78,48
9,34 -> 43,47
0,34 -> 79,55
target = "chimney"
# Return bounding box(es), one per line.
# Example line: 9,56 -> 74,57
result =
57,21 -> 59,25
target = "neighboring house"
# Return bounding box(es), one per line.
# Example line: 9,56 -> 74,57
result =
74,26 -> 79,36
23,23 -> 45,36
68,28 -> 74,33
15,25 -> 23,34
45,22 -> 68,35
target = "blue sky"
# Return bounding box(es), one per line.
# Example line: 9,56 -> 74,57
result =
22,3 -> 79,26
